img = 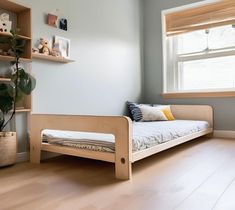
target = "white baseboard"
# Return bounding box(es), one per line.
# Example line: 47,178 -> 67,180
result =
213,130 -> 235,139
16,152 -> 29,163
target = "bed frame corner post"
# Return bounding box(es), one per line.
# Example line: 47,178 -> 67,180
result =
30,114 -> 41,164
115,117 -> 132,180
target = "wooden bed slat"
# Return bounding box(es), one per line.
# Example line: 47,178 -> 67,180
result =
41,143 -> 115,163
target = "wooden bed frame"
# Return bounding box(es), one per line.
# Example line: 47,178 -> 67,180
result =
30,105 -> 213,180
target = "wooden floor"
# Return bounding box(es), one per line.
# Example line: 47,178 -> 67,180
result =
1,138 -> 235,210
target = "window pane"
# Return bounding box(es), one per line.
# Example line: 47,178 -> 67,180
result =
209,25 -> 235,49
177,25 -> 235,54
177,30 -> 207,54
180,56 -> 235,91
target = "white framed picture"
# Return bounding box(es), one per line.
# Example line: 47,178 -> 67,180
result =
54,36 -> 70,58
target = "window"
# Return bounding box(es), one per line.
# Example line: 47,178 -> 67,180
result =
177,25 -> 235,92
162,0 -> 235,94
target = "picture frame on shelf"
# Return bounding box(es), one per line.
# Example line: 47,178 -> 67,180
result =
54,36 -> 70,58
0,13 -> 12,33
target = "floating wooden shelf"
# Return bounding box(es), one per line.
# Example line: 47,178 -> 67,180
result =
0,55 -> 31,62
15,109 -> 31,113
0,0 -> 30,13
0,32 -> 31,40
32,53 -> 75,63
0,77 -> 11,82
8,108 -> 31,113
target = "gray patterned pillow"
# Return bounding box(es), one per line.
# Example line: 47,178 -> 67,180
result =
127,102 -> 153,121
127,102 -> 143,121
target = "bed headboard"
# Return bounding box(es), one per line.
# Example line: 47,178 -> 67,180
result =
170,105 -> 213,128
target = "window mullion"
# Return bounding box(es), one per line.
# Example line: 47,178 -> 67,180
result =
178,49 -> 235,62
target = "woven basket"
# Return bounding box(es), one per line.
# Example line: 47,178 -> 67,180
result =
0,132 -> 17,167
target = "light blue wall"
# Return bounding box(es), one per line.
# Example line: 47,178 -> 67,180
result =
17,0 -> 143,116
143,0 -> 235,130
3,0 -> 144,153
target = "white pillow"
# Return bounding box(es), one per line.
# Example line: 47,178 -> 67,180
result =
139,106 -> 168,121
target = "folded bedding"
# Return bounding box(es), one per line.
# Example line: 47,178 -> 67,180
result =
42,131 -> 115,152
42,120 -> 210,153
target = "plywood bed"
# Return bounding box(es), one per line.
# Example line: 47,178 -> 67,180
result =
30,105 -> 213,180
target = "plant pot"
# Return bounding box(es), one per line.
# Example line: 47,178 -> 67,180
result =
0,132 -> 17,167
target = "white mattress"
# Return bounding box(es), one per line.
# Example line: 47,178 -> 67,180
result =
42,120 -> 210,153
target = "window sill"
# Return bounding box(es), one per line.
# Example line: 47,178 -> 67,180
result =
162,91 -> 235,99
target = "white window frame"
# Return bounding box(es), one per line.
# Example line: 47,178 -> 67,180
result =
177,45 -> 235,92
161,0 -> 232,96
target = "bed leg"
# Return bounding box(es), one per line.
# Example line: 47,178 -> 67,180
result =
205,132 -> 213,138
114,116 -> 132,180
30,135 -> 41,164
30,146 -> 41,163
115,157 -> 132,180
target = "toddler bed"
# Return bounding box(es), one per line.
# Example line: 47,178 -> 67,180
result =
30,105 -> 213,180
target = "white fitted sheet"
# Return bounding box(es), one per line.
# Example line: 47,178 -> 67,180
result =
42,120 -> 210,153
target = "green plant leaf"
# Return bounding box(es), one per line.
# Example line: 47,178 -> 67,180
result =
12,68 -> 36,95
15,88 -> 24,103
0,83 -> 14,113
0,83 -> 14,114
0,97 -> 14,113
0,83 -> 14,98
0,110 -> 4,131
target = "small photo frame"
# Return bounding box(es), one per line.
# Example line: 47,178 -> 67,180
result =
59,18 -> 67,31
54,36 -> 70,58
47,14 -> 58,28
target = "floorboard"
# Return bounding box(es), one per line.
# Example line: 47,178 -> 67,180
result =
0,138 -> 235,210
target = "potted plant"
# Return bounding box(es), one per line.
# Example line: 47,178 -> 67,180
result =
0,30 -> 36,167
